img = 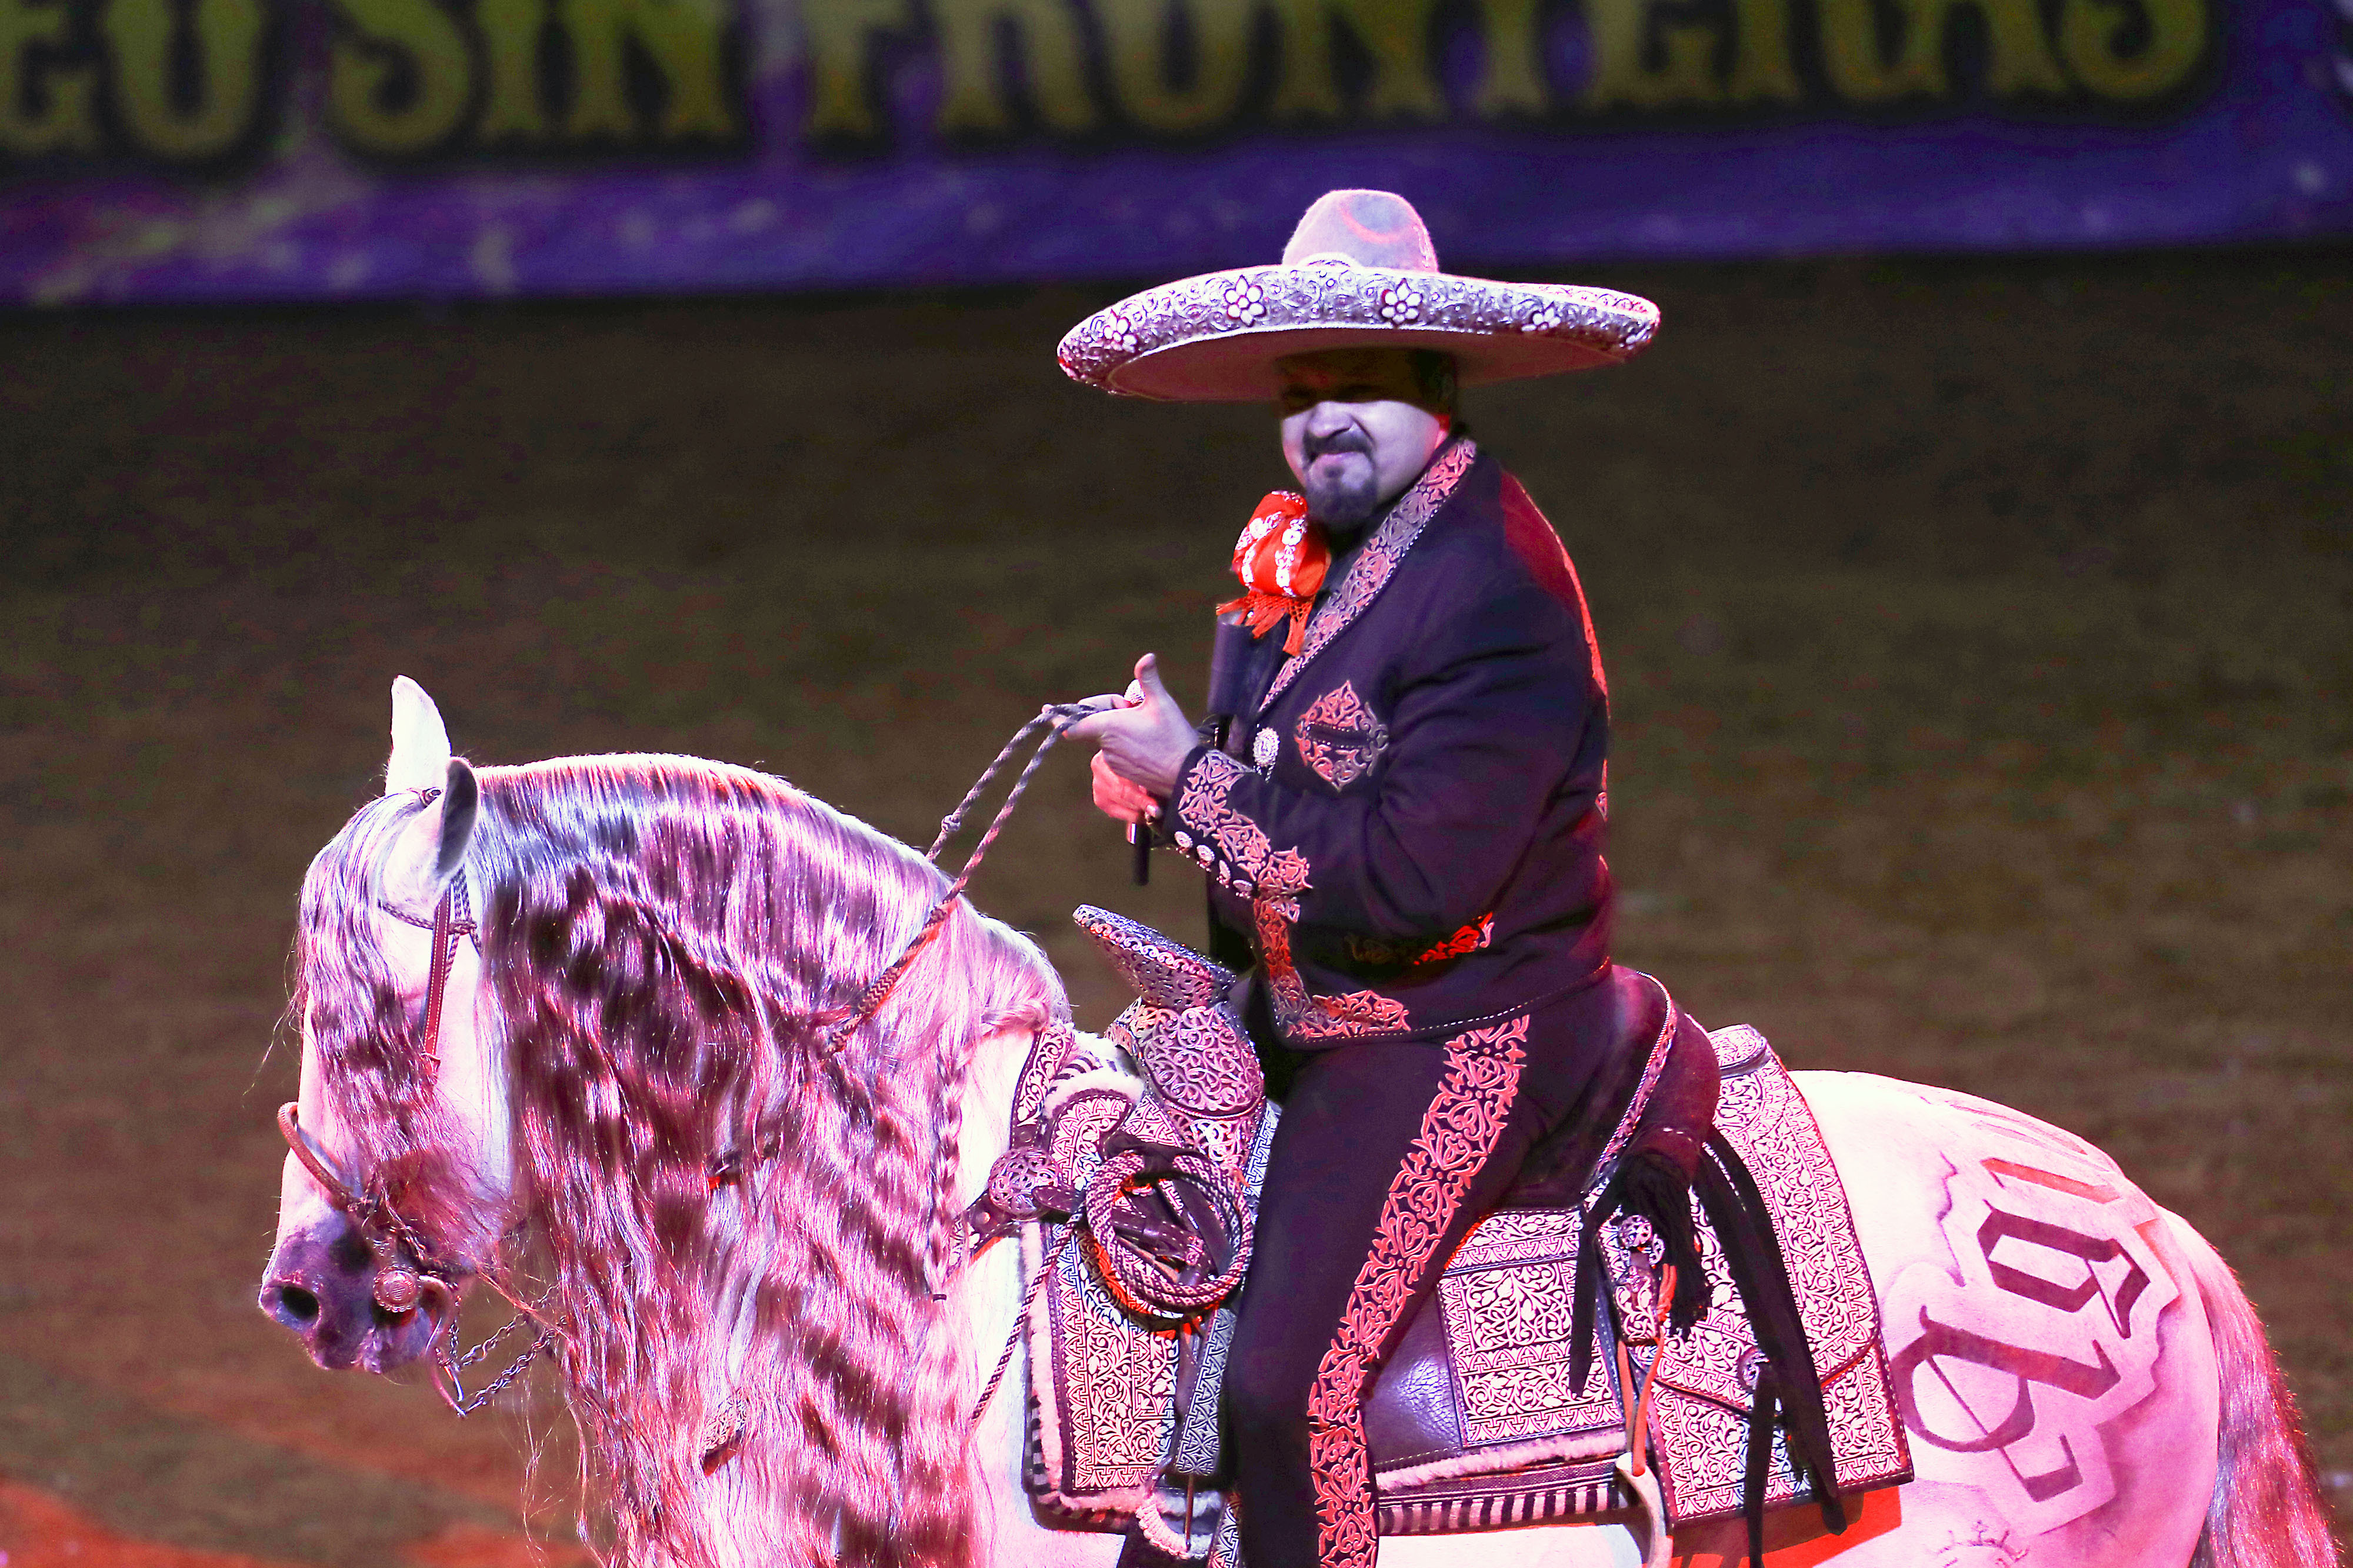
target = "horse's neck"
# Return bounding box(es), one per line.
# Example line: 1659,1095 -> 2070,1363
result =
952,1023 -> 1032,1217
947,1025 -> 1046,1561
946,1023 -> 1129,1568
690,1024 -> 1068,1568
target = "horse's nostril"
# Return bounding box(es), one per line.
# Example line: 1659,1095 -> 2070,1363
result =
274,1284 -> 321,1326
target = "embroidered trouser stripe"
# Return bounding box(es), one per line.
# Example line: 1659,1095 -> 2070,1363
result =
1303,1015 -> 1531,1567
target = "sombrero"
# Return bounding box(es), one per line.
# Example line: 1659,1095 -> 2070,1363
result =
1058,189 -> 1660,403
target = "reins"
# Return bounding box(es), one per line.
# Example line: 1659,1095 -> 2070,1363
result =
818,697 -> 1116,1054
285,705 -> 1116,1423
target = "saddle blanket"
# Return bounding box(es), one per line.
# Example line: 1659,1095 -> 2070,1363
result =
1022,1023 -> 1911,1543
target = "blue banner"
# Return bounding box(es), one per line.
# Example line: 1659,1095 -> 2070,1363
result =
0,0 -> 2347,302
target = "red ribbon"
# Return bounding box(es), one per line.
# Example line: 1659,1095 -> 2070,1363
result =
1217,491 -> 1329,655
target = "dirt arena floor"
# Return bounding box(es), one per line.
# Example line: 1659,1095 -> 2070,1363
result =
1,248 -> 2347,1565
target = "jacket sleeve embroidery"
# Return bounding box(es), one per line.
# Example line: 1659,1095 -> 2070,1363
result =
1174,749 -> 1412,1043
1286,986 -> 1411,1041
1171,748 -> 1309,899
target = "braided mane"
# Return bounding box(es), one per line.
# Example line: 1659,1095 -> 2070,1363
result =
294,754 -> 1067,1568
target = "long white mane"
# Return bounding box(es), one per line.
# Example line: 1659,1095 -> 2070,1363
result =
296,729 -> 1066,1568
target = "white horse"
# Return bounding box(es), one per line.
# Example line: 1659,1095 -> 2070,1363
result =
260,681 -> 2335,1568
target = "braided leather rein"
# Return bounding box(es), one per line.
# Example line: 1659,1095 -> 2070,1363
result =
818,698 -> 1115,1056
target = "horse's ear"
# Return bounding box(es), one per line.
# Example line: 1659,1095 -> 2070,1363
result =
387,676 -> 452,795
436,759 -> 478,881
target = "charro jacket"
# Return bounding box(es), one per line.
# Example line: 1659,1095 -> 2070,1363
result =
1165,436 -> 1614,1050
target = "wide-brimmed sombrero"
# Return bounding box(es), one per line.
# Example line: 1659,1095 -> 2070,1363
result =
1058,189 -> 1659,403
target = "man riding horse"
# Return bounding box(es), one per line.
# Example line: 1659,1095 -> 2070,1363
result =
1064,190 -> 1729,1568
243,189 -> 2330,1568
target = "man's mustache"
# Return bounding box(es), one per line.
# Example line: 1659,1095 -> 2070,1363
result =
1305,428 -> 1374,462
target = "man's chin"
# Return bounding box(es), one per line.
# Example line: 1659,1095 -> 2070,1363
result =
1303,471 -> 1378,526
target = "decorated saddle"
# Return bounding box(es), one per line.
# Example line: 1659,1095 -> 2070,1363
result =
978,910 -> 1911,1563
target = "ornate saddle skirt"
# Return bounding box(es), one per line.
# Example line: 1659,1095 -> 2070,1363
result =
1008,911 -> 1910,1554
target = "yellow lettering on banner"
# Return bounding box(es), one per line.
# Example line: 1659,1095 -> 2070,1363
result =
1584,0 -> 1721,107
1471,0 -> 1546,115
935,0 -> 1096,132
475,0 -> 550,140
329,0 -> 472,152
1264,0 -> 1341,118
1818,0 -> 2068,100
2059,0 -> 2204,99
1096,0 -> 1250,131
800,0 -> 916,135
1725,0 -> 1798,101
1267,0 -> 1445,122
0,0 -> 98,152
100,0 -> 266,158
558,0 -> 734,140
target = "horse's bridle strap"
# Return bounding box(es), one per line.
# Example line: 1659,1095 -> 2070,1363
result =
419,880 -> 466,1073
276,1100 -> 444,1315
376,879 -> 479,1077
278,881 -> 478,1318
278,1100 -> 361,1213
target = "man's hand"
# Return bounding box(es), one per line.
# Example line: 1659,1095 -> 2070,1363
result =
1091,753 -> 1157,826
1066,654 -> 1197,818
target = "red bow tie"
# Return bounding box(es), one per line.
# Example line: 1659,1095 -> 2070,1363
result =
1218,491 -> 1330,655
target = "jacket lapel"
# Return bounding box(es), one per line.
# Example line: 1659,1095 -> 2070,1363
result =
1259,437 -> 1481,713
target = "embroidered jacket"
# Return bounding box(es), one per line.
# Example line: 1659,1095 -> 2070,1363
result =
1165,438 -> 1614,1049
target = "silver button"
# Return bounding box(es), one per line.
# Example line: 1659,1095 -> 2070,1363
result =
1252,728 -> 1279,769
1173,830 -> 1194,850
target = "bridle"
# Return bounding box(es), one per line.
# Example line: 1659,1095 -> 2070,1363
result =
279,710 -> 1111,1429
278,861 -> 556,1416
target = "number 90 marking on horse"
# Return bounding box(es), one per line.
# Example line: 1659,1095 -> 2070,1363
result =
258,682 -> 2337,1568
1882,1092 -> 2182,1533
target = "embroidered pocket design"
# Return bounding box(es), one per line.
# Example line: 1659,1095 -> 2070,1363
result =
1294,680 -> 1389,790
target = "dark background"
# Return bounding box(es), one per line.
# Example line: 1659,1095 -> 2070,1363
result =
1,249 -> 2347,1564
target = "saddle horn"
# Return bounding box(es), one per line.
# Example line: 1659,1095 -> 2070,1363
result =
1075,905 -> 1235,1010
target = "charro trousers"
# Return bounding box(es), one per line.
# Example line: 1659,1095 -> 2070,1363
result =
1225,973 -> 1651,1568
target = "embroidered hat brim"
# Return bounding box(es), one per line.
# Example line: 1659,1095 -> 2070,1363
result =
1058,263 -> 1661,403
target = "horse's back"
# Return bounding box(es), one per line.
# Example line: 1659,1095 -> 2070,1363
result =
992,956 -> 2224,1566
1746,1070 -> 2219,1567
1378,1073 -> 2221,1567
985,1057 -> 2225,1567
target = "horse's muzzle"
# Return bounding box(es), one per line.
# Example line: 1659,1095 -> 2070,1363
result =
260,1212 -> 444,1373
